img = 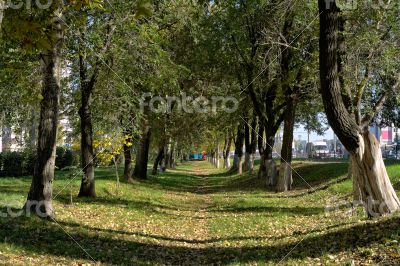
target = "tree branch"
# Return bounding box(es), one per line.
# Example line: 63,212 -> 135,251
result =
361,73 -> 400,129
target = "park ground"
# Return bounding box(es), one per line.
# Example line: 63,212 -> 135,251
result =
1,160 -> 400,265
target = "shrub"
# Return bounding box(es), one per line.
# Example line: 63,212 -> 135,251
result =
1,151 -> 24,177
56,147 -> 75,170
0,147 -> 74,177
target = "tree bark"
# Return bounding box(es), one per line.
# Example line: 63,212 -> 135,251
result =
277,99 -> 296,192
223,133 -> 232,169
243,118 -> 251,172
78,60 -> 96,198
215,144 -> 220,169
351,132 -> 400,216
319,0 -> 400,216
152,145 -> 164,175
232,124 -> 244,174
123,135 -> 133,182
248,116 -> 257,173
258,131 -> 277,186
133,118 -> 151,180
25,5 -> 63,219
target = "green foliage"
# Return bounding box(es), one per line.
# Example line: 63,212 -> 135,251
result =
56,147 -> 75,170
0,148 -> 74,177
0,151 -> 24,177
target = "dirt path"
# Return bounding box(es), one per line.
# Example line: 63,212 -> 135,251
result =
192,163 -> 213,246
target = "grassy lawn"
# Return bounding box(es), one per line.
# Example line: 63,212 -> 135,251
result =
0,160 -> 400,265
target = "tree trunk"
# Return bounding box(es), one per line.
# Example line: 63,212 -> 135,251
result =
223,134 -> 232,169
1,125 -> 11,152
215,144 -> 220,169
248,116 -> 257,174
133,119 -> 151,180
243,119 -> 250,172
277,99 -> 296,192
319,0 -> 400,216
0,0 -> 5,29
25,5 -> 63,219
78,73 -> 96,198
258,132 -> 277,186
123,135 -> 133,182
163,142 -> 171,170
169,142 -> 176,168
351,132 -> 400,216
232,124 -> 244,174
152,145 -> 164,175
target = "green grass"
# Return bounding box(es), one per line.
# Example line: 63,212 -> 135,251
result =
0,160 -> 400,265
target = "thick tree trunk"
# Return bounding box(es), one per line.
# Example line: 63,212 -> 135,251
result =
351,132 -> 400,216
277,99 -> 296,192
123,135 -> 133,182
258,132 -> 277,186
152,145 -> 164,175
78,79 -> 96,198
133,120 -> 151,180
319,0 -> 400,216
25,6 -> 63,219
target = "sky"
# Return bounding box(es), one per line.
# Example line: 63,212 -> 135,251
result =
292,125 -> 335,143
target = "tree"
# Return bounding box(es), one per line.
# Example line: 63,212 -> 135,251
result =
76,12 -> 116,197
318,0 -> 400,216
21,1 -> 63,219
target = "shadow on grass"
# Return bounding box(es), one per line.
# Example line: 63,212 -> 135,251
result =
56,219 -> 356,245
1,215 -> 399,265
208,205 -> 325,216
292,162 -> 348,189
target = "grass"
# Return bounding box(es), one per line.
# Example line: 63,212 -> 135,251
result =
0,160 -> 400,265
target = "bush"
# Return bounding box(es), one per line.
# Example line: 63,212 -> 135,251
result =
1,151 -> 24,177
56,147 -> 75,170
0,147 -> 74,177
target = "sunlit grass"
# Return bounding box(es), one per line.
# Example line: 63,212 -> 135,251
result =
0,160 -> 399,265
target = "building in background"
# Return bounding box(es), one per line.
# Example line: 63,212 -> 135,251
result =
0,117 -> 73,152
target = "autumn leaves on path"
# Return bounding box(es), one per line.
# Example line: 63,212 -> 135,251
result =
2,161 -> 400,265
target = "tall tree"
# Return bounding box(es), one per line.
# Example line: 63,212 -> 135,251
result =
318,0 -> 400,216
77,14 -> 116,197
25,1 -> 63,218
